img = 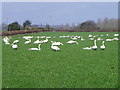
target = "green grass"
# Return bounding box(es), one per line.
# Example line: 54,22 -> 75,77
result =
2,32 -> 118,88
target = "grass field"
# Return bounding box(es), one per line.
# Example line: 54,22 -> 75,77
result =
2,32 -> 118,88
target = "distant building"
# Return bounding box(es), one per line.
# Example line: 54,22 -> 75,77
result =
31,24 -> 46,29
25,25 -> 32,29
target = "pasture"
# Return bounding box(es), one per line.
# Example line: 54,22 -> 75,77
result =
2,32 -> 118,88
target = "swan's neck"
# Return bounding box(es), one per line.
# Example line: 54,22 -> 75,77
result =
102,41 -> 105,46
94,40 -> 97,46
52,44 -> 54,47
38,44 -> 41,50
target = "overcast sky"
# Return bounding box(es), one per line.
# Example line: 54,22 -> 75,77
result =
2,2 -> 118,25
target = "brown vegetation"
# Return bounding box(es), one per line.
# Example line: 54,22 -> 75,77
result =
1,29 -> 51,36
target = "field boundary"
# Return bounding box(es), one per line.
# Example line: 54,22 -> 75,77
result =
0,29 -> 51,36
0,29 -> 118,36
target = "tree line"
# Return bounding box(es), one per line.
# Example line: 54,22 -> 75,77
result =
7,20 -> 32,31
2,20 -> 51,31
2,18 -> 119,32
54,18 -> 118,32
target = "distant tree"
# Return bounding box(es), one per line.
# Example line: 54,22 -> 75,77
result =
97,18 -> 102,30
45,24 -> 50,29
80,20 -> 97,31
8,21 -> 20,31
23,20 -> 31,29
63,23 -> 70,30
71,22 -> 75,30
103,17 -> 108,30
97,18 -> 118,32
58,24 -> 64,30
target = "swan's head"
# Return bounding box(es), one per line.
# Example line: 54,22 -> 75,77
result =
102,41 -> 105,44
94,40 -> 96,42
51,41 -> 53,43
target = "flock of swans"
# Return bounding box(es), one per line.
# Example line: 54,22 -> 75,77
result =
2,33 -> 119,51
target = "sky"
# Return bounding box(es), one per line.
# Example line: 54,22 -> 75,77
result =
2,2 -> 118,25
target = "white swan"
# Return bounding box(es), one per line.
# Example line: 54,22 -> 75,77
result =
88,34 -> 93,38
71,37 -> 77,40
51,41 -> 63,46
5,42 -> 10,45
106,34 -> 109,37
23,36 -> 33,40
100,41 -> 105,50
3,38 -> 10,45
34,38 -> 40,44
83,46 -> 92,50
100,35 -> 104,37
114,33 -> 119,37
3,37 -> 10,45
51,44 -> 60,51
106,39 -> 114,41
41,38 -> 48,43
13,40 -> 19,44
24,39 -> 31,44
11,44 -> 18,49
29,44 -> 41,51
89,38 -> 94,41
97,37 -> 103,41
67,40 -> 78,44
92,40 -> 97,50
113,38 -> 119,41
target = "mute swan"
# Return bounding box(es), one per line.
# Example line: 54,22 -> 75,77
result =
114,33 -> 119,37
11,44 -> 18,49
106,39 -> 114,41
100,41 -> 105,50
113,38 -> 119,41
23,36 -> 33,40
71,37 -> 77,40
46,36 -> 51,39
34,38 -> 40,44
97,37 -> 103,41
29,44 -> 41,51
92,40 -> 97,50
39,36 -> 46,39
106,34 -> 109,37
5,42 -> 10,45
3,38 -> 10,45
67,40 -> 78,44
24,39 -> 31,44
41,38 -> 48,43
88,34 -> 93,38
89,38 -> 94,40
51,44 -> 60,51
51,41 -> 63,46
100,35 -> 104,37
83,46 -> 92,50
13,40 -> 19,44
